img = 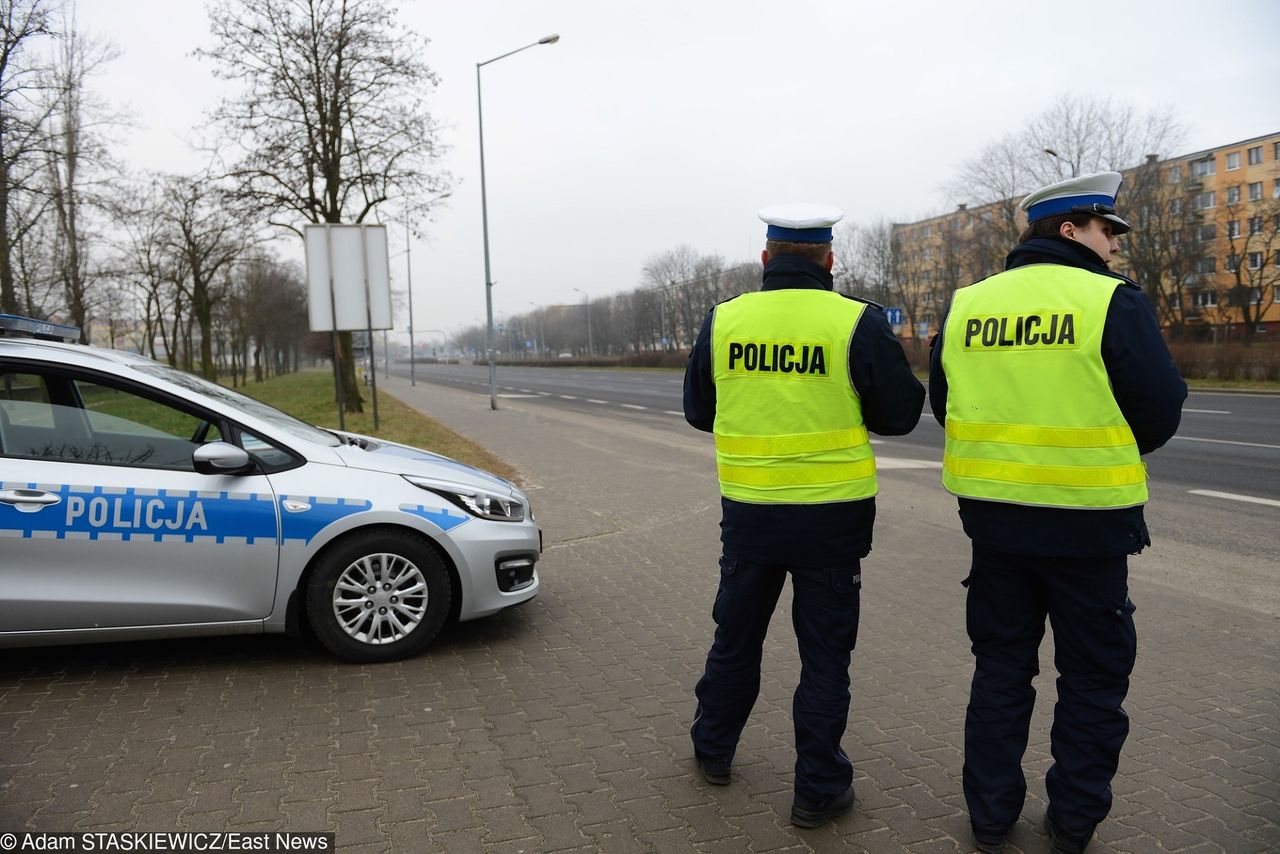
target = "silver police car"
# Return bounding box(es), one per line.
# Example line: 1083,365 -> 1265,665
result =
0,315 -> 540,662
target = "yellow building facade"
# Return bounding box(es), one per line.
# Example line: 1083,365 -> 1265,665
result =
891,132 -> 1280,342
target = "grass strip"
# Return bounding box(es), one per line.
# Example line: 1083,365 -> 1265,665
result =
235,369 -> 519,483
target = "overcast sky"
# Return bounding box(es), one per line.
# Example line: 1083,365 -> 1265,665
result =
77,0 -> 1279,342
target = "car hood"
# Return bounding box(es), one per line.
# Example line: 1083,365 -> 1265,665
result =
329,432 -> 518,496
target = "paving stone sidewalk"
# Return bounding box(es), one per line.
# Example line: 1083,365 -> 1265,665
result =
1,375 -> 1276,853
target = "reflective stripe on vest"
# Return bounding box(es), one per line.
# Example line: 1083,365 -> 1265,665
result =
940,265 -> 1147,509
711,289 -> 876,504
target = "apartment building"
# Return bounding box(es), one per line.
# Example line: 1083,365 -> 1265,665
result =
890,131 -> 1280,342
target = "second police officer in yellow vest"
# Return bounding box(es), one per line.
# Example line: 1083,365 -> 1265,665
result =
684,204 -> 924,827
930,172 -> 1186,854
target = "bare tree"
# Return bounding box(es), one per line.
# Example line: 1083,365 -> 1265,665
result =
0,0 -> 57,314
948,94 -> 1184,256
44,17 -> 121,340
199,0 -> 452,410
162,173 -> 253,379
839,219 -> 897,307
1122,155 -> 1203,338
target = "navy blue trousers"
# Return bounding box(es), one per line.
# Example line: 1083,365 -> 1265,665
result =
963,545 -> 1137,844
690,550 -> 861,800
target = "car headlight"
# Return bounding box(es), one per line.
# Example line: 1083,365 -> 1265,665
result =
403,475 -> 526,522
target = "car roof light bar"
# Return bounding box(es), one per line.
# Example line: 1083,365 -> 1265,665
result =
0,314 -> 82,342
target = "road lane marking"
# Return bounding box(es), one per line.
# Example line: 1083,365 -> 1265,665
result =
586,399 -> 607,404
621,404 -> 647,410
498,394 -> 540,399
664,410 -> 683,416
559,395 -> 578,400
1189,490 -> 1280,508
1184,408 -> 1230,414
876,457 -> 943,469
1172,435 -> 1280,450
537,391 -> 551,396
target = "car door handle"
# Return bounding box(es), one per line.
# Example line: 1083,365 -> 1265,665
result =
0,489 -> 62,510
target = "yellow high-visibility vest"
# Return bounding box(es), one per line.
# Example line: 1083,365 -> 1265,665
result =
711,289 -> 876,504
940,265 -> 1147,509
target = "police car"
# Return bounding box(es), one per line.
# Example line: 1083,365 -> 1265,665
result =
0,314 -> 540,662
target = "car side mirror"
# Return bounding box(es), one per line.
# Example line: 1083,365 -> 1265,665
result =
193,441 -> 256,476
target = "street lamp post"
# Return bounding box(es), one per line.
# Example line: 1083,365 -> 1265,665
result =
528,301 -> 543,357
1043,147 -> 1078,178
573,287 -> 593,356
404,220 -> 416,386
478,33 -> 560,410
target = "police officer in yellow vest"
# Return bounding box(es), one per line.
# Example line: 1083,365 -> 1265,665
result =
685,204 -> 924,828
928,173 -> 1186,854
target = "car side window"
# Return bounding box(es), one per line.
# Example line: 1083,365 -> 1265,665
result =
0,368 -> 222,471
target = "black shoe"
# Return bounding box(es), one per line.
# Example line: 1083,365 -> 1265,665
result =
789,786 -> 854,828
695,754 -> 731,786
972,827 -> 1006,854
1043,809 -> 1087,854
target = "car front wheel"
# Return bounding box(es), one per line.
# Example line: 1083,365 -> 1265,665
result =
306,530 -> 451,662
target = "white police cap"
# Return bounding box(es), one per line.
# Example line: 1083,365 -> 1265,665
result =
1020,171 -> 1131,235
758,203 -> 844,243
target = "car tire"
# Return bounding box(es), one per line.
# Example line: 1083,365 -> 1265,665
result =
305,529 -> 452,663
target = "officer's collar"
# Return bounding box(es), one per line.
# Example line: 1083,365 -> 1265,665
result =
1006,235 -> 1109,274
761,254 -> 834,291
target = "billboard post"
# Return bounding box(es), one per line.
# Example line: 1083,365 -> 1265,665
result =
304,224 -> 393,430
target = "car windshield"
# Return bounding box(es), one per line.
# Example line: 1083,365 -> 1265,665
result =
134,364 -> 341,447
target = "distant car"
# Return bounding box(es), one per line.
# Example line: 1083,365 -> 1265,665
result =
557,352 -> 573,359
0,314 -> 540,662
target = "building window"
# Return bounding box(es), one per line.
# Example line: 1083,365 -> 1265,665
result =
1248,252 -> 1263,271
1248,182 -> 1263,201
1226,152 -> 1241,170
923,292 -> 934,305
1191,157 -> 1216,178
1226,254 -> 1240,273
1274,178 -> 1280,199
1198,224 -> 1216,241
1169,292 -> 1180,309
1170,197 -> 1183,215
1195,191 -> 1216,210
1248,146 -> 1263,165
1227,185 -> 1241,204
1249,216 -> 1263,235
1199,257 -> 1217,274
1227,220 -> 1241,239
1249,287 -> 1262,304
1194,290 -> 1217,307
1275,142 -> 1280,160
922,225 -> 932,239
1167,166 -> 1183,183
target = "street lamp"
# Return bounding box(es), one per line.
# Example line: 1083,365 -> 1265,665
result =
573,287 -> 593,356
478,33 -> 560,410
1043,147 -> 1078,178
528,301 -> 543,357
403,221 -> 416,386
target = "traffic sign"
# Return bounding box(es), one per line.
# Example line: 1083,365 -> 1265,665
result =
885,307 -> 904,326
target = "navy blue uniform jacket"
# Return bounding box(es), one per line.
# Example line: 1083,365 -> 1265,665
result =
684,254 -> 925,567
928,236 -> 1187,557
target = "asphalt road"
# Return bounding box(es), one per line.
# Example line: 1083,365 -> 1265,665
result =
384,361 -> 1279,614
389,361 -> 1280,494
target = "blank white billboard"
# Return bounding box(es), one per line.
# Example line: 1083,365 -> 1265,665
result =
304,224 -> 392,332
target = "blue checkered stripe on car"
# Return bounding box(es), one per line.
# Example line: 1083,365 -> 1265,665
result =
278,495 -> 373,545
397,503 -> 471,532
0,482 -> 278,544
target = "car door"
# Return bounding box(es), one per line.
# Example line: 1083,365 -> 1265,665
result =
0,364 -> 281,632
